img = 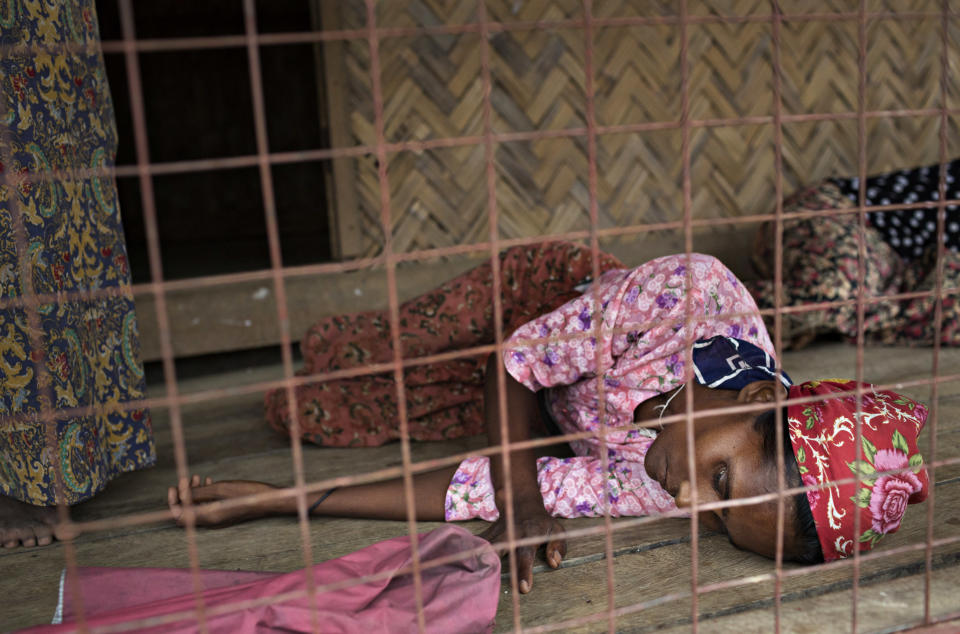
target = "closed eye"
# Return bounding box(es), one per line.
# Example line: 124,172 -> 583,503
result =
713,463 -> 731,524
712,464 -> 729,499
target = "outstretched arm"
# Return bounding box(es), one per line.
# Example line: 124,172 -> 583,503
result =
167,354 -> 556,530
168,464 -> 460,527
167,352 -> 546,527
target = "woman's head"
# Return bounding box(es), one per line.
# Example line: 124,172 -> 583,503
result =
755,407 -> 823,564
642,380 -> 817,561
642,378 -> 930,564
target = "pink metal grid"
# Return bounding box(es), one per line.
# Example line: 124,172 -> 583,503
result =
2,0 -> 958,631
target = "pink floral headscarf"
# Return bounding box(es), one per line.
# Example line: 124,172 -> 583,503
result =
787,379 -> 929,561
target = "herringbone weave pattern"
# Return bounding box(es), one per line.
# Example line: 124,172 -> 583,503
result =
333,0 -> 960,257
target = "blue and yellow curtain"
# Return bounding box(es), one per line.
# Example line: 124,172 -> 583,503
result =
0,0 -> 154,506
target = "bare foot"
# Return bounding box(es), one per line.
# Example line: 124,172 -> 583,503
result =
167,475 -> 281,527
0,496 -> 60,548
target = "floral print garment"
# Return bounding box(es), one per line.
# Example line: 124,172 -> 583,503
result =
751,176 -> 960,348
0,1 -> 155,505
445,254 -> 774,521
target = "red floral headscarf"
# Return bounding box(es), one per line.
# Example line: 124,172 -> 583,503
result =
787,379 -> 929,561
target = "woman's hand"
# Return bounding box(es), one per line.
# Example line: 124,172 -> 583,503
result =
479,495 -> 567,594
167,476 -> 280,527
481,353 -> 566,593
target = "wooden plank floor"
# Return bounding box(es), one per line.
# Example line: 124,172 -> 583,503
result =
3,343 -> 960,632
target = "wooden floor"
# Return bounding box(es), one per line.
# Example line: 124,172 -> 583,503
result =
4,343 -> 960,632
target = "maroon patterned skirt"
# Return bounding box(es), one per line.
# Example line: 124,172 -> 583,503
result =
264,242 -> 623,447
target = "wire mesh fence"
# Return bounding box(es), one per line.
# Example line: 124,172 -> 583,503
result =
3,0 -> 960,631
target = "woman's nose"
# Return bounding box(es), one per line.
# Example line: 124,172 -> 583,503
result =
676,480 -> 692,508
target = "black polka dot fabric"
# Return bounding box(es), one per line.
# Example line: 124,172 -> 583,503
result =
830,160 -> 960,261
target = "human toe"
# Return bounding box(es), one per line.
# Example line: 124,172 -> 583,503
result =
33,519 -> 56,545
3,527 -> 28,548
2,530 -> 18,548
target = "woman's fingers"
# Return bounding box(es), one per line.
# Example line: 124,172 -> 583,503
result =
515,544 -> 536,593
544,534 -> 566,569
172,474 -> 214,503
177,477 -> 193,503
545,519 -> 567,568
168,475 -> 215,523
516,524 -> 566,592
480,516 -> 568,593
166,486 -> 183,523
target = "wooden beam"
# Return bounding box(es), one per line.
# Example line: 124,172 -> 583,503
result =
133,229 -> 762,361
311,0 -> 364,260
134,256 -> 482,361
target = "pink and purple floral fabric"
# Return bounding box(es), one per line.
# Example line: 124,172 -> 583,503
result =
787,379 -> 929,560
445,253 -> 774,521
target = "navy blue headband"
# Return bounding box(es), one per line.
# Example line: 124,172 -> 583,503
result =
691,336 -> 792,390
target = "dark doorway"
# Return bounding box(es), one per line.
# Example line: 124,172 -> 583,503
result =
96,0 -> 333,282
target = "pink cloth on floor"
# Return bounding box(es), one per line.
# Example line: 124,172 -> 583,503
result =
21,526 -> 499,634
445,254 -> 775,521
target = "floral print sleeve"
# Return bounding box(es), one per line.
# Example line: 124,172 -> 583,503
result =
536,453 -> 677,518
445,451 -> 677,521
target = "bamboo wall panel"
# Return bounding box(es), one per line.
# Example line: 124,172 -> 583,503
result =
327,1 -> 959,258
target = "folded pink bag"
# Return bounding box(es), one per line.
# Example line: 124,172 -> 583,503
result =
22,525 -> 500,633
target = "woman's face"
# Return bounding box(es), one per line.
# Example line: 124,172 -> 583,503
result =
641,381 -> 802,560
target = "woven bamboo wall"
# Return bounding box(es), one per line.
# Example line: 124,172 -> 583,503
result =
324,0 -> 960,260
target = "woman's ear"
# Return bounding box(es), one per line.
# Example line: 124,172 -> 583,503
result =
737,380 -> 786,403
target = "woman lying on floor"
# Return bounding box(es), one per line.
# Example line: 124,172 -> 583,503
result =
751,158 -> 960,349
168,243 -> 930,593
